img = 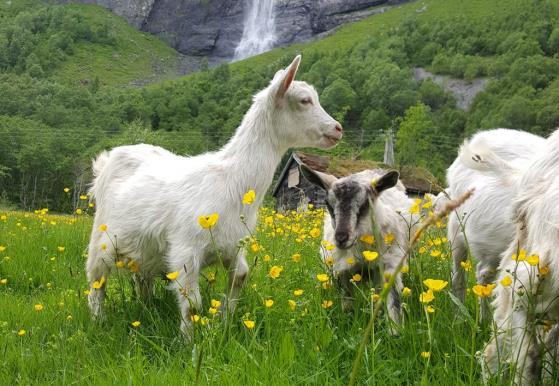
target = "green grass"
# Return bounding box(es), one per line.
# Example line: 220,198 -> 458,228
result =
52,4 -> 179,87
0,203 -> 499,384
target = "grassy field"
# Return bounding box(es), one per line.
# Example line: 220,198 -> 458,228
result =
0,194 -> 503,385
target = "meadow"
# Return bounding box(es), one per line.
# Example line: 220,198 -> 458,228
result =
0,193 -> 503,385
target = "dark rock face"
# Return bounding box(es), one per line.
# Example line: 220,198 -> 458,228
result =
70,0 -> 408,61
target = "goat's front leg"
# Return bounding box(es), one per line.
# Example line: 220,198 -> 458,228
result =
476,257 -> 499,323
168,248 -> 202,341
223,250 -> 249,314
450,233 -> 468,303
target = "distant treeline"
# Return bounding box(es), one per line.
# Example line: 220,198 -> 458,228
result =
1,0 -> 559,210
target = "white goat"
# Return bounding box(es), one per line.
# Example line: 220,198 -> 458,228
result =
300,166 -> 418,329
466,129 -> 559,383
86,56 -> 343,336
447,129 -> 546,319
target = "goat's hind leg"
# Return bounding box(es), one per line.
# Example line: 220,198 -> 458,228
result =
86,241 -> 112,321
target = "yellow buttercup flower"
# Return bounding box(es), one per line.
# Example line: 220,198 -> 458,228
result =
243,320 -> 255,329
0,245 -> 6,252
63,187 -> 70,193
18,329 -> 26,337
92,276 -> 106,289
268,265 -> 283,279
346,257 -> 355,265
419,289 -> 435,304
539,265 -> 550,277
421,351 -> 431,359
211,299 -> 221,308
321,300 -> 333,309
316,273 -> 329,282
401,265 -> 409,274
526,254 -> 539,266
131,321 -> 141,327
384,233 -> 395,245
198,213 -> 219,229
418,246 -> 427,254
264,299 -> 274,308
324,256 -> 334,266
115,260 -> 125,268
309,228 -> 321,238
359,234 -> 375,245
371,293 -> 380,302
500,275 -> 512,287
128,260 -> 140,273
512,249 -> 527,261
292,253 -> 301,263
430,249 -> 442,258
293,289 -> 304,296
75,209 -> 82,215
263,254 -> 271,262
288,300 -> 296,311
402,287 -> 412,296
209,307 -> 218,315
166,271 -> 180,281
251,243 -> 260,253
352,273 -> 362,282
363,250 -> 378,262
472,283 -> 496,298
98,224 -> 108,232
79,195 -> 88,200
34,304 -> 44,312
410,202 -> 420,215
242,189 -> 256,205
57,246 -> 65,253
0,278 -> 7,285
426,305 -> 435,313
190,314 -> 200,323
423,279 -> 448,292
460,260 -> 472,271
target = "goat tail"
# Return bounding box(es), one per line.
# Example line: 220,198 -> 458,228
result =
458,139 -> 518,180
89,151 -> 110,200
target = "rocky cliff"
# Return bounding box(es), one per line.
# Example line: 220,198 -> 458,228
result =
71,0 -> 409,61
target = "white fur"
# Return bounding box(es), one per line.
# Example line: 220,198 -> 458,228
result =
481,129 -> 559,383
86,56 -> 342,337
320,170 -> 418,329
447,129 -> 546,320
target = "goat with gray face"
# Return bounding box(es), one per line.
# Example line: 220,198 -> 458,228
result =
300,165 -> 419,331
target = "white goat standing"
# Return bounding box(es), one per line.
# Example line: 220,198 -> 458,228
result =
86,56 -> 343,336
447,129 -> 545,319
300,166 -> 418,329
467,129 -> 559,383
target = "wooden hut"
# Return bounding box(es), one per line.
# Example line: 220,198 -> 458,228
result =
272,151 -> 440,212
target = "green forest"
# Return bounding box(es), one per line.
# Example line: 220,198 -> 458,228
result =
1,0 -> 559,211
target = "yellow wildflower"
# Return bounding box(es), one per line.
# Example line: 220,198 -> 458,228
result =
363,250 -> 379,262
421,351 -> 431,359
209,307 -> 218,315
384,233 -> 395,245
410,202 -> 420,215
371,294 -> 380,302
100,243 -> 107,251
92,276 -> 106,289
264,299 -> 274,308
539,265 -> 550,277
419,289 -> 435,304
79,195 -> 88,200
18,329 -> 26,337
243,320 -> 255,329
359,234 -> 375,245
63,187 -> 70,193
401,265 -> 409,274
75,209 -> 82,215
57,246 -> 65,253
472,283 -> 496,298
190,314 -> 200,323
500,275 -> 512,287
251,243 -> 260,253
423,279 -> 448,292
34,304 -> 44,312
426,305 -> 435,313
309,228 -> 321,238
316,273 -> 329,282
346,257 -> 355,265
115,260 -> 125,268
269,265 -> 283,279
512,249 -> 527,262
291,253 -> 301,263
98,224 -> 108,232
166,271 -> 180,281
131,321 -> 141,327
324,256 -> 334,266
418,246 -> 427,254
128,260 -> 140,273
352,273 -> 362,282
198,213 -> 219,229
321,300 -> 333,309
288,299 -> 296,311
293,289 -> 304,296
460,260 -> 472,271
242,189 -> 256,205
211,299 -> 221,308
430,249 -> 441,258
402,287 -> 412,296
526,254 -> 539,266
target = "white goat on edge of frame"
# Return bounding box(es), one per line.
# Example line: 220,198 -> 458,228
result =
461,128 -> 559,384
86,56 -> 343,337
300,166 -> 419,331
447,129 -> 546,320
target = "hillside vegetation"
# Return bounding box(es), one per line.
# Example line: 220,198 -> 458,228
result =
2,0 -> 559,210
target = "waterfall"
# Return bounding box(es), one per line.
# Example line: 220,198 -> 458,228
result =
234,0 -> 276,61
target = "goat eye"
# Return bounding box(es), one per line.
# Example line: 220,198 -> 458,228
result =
300,98 -> 312,105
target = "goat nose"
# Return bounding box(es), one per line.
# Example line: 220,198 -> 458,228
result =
335,124 -> 343,133
335,232 -> 349,246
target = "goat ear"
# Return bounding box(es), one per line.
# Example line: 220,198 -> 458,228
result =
274,55 -> 301,99
299,164 -> 336,191
372,170 -> 400,194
